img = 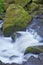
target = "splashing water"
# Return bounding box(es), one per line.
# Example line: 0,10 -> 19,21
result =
0,30 -> 43,64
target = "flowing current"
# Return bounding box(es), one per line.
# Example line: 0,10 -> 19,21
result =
0,14 -> 43,64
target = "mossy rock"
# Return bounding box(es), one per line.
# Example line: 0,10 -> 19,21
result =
3,0 -> 31,10
31,4 -> 43,15
0,0 -> 4,14
0,16 -> 2,20
24,46 -> 43,55
3,0 -> 15,10
28,3 -> 39,11
14,0 -> 31,7
33,0 -> 43,4
3,4 -> 32,37
25,3 -> 39,14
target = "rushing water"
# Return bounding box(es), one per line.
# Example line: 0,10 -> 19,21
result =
0,14 -> 43,64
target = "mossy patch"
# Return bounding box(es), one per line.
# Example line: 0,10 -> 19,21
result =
25,3 -> 39,14
0,0 -> 4,14
14,0 -> 31,7
24,46 -> 43,55
33,0 -> 43,4
3,0 -> 15,10
3,4 -> 32,37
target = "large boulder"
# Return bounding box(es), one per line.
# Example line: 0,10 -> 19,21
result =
3,4 -> 32,37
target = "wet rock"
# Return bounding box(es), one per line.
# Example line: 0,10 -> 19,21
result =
0,60 -> 20,65
23,56 -> 43,65
11,32 -> 21,41
0,20 -> 3,36
27,14 -> 43,40
0,56 -> 43,65
0,61 -> 5,65
0,29 -> 3,36
38,53 -> 43,63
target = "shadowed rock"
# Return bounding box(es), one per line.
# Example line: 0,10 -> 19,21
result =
38,53 -> 43,64
23,56 -> 43,65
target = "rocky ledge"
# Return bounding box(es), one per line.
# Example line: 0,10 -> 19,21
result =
0,53 -> 43,65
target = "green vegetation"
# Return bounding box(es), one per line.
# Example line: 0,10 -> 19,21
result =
25,3 -> 39,14
14,0 -> 31,7
24,46 -> 43,54
3,0 -> 15,10
3,0 -> 31,10
0,0 -> 4,14
33,0 -> 43,4
3,4 -> 32,37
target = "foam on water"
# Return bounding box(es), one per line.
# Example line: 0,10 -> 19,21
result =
0,31 -> 43,64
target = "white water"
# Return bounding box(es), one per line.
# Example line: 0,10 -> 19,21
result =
0,30 -> 43,64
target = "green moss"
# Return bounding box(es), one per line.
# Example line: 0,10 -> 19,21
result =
0,0 -> 4,14
3,0 -> 31,10
28,3 -> 38,11
14,0 -> 31,7
0,16 -> 2,20
3,4 -> 32,37
25,3 -> 39,14
24,46 -> 43,55
33,0 -> 43,4
3,0 -> 15,10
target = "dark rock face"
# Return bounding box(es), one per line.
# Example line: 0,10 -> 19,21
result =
0,56 -> 43,65
0,29 -> 3,36
38,53 -> 43,64
27,14 -> 43,42
23,56 -> 43,65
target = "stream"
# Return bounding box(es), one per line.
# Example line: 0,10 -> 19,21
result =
0,14 -> 43,64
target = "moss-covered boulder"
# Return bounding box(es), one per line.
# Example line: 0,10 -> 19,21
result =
33,0 -> 43,4
3,4 -> 32,37
24,46 -> 43,54
14,0 -> 31,7
28,3 -> 39,11
25,3 -> 39,14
